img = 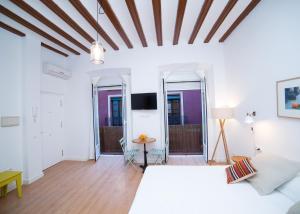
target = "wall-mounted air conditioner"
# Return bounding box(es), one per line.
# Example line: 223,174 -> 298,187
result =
43,63 -> 72,80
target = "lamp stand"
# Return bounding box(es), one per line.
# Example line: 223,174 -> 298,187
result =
210,119 -> 230,164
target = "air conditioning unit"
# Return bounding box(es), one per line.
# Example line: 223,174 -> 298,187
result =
43,63 -> 72,80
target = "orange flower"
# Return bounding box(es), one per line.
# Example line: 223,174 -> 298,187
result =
138,134 -> 148,141
291,103 -> 300,109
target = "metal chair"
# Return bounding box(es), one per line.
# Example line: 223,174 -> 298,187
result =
149,141 -> 168,164
119,138 -> 139,169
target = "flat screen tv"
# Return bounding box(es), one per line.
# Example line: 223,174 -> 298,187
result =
131,93 -> 157,110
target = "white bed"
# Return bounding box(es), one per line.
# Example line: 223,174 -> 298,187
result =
129,166 -> 293,214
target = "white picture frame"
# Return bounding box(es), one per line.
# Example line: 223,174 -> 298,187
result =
277,77 -> 300,119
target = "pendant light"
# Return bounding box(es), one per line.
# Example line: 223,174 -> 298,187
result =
90,0 -> 104,64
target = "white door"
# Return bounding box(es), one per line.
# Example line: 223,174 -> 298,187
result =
41,93 -> 64,169
201,79 -> 208,162
163,79 -> 169,162
92,85 -> 101,161
122,82 -> 127,148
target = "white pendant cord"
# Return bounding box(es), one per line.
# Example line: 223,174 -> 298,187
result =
96,0 -> 99,42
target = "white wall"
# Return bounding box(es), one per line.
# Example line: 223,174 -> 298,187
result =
22,34 -> 44,183
0,30 -> 44,183
0,29 -> 24,172
3,0 -> 298,174
40,46 -> 69,163
223,0 -> 300,161
64,70 -> 92,160
0,27 -> 70,185
41,48 -> 68,95
65,44 -> 228,161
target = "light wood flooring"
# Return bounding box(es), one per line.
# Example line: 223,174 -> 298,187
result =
0,155 -> 205,214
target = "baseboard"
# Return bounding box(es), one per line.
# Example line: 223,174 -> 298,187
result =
23,172 -> 44,185
63,156 -> 89,161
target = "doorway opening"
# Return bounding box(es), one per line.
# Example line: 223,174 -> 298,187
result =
166,82 -> 203,155
97,86 -> 123,154
161,64 -> 209,163
92,70 -> 130,160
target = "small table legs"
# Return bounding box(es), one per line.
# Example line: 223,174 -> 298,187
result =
140,144 -> 148,173
0,172 -> 22,199
0,185 -> 8,197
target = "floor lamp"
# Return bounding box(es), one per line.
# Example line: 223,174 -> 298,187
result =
210,107 -> 234,164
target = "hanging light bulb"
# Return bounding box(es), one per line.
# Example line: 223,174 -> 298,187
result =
90,1 -> 104,64
90,41 -> 104,64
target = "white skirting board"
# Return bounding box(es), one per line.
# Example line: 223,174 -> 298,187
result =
23,172 -> 44,185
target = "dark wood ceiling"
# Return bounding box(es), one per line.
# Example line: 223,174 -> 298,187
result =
0,0 -> 261,57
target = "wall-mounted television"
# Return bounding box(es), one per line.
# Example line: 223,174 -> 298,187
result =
131,93 -> 157,110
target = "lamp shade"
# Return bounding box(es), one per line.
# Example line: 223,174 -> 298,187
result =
211,107 -> 234,119
90,41 -> 104,64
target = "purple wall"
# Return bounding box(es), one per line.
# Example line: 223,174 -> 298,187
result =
182,90 -> 202,124
98,90 -> 122,126
98,89 -> 201,126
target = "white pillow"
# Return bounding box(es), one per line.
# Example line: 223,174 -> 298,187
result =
287,201 -> 300,214
277,173 -> 300,202
247,153 -> 300,195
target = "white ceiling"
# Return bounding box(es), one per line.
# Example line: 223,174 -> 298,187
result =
0,0 -> 255,55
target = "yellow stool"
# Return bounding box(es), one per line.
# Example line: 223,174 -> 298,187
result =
0,171 -> 22,198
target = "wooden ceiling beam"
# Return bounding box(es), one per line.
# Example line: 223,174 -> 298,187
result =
125,0 -> 147,47
188,0 -> 213,44
41,0 -> 94,44
69,0 -> 119,50
0,5 -> 80,55
173,0 -> 187,45
98,0 -> 133,48
204,0 -> 237,43
219,0 -> 261,42
41,42 -> 69,57
0,21 -> 25,37
152,0 -> 162,46
11,0 -> 89,53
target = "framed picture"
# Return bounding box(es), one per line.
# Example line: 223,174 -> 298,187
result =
277,77 -> 300,119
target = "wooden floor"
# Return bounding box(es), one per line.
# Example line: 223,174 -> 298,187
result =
0,155 -> 205,214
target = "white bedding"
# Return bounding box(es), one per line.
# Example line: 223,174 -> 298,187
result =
129,166 -> 293,214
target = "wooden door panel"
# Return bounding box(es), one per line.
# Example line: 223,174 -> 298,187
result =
100,126 -> 123,154
169,124 -> 202,154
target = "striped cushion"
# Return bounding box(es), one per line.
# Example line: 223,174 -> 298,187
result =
226,158 -> 257,184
